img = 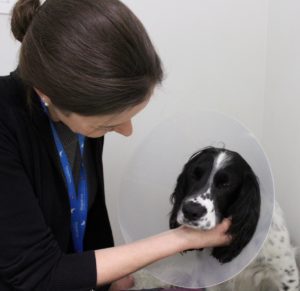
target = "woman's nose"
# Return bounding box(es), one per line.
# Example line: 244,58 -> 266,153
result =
113,120 -> 133,136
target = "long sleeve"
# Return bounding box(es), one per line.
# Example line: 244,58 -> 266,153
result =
0,113 -> 97,290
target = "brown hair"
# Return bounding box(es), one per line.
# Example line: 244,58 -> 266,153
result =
11,0 -> 163,115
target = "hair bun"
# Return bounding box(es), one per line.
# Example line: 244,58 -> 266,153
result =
11,0 -> 40,42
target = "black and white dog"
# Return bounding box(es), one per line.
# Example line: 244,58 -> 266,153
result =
170,146 -> 260,263
169,147 -> 299,291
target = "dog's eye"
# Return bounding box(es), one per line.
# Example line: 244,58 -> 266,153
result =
215,173 -> 230,188
193,167 -> 203,179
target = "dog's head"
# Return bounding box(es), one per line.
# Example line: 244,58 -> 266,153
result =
169,147 -> 260,263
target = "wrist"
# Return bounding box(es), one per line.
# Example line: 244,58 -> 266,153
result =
170,226 -> 201,252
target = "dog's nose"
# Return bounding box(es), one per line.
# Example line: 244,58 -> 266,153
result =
182,201 -> 207,221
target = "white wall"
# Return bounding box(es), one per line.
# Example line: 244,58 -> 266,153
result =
262,0 -> 300,245
1,0 -> 299,246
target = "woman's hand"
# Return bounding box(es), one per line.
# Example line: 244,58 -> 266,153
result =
180,218 -> 232,250
108,275 -> 135,291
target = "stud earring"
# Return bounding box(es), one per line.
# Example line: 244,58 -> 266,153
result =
43,99 -> 49,107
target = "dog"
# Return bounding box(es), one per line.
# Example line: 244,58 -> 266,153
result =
169,147 -> 299,291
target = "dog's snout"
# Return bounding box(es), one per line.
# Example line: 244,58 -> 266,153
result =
182,201 -> 207,221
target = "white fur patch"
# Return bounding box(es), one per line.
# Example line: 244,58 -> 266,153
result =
208,151 -> 230,185
177,194 -> 217,230
215,152 -> 228,170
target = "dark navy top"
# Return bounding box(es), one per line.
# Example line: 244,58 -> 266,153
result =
0,70 -> 114,291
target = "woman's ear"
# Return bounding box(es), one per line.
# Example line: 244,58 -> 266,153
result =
212,170 -> 261,263
34,87 -> 52,106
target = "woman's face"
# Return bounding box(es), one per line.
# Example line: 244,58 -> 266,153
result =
35,89 -> 151,138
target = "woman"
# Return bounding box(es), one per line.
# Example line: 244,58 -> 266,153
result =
0,0 -> 231,290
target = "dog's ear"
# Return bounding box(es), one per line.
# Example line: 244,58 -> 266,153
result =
212,170 -> 261,263
169,169 -> 189,229
169,148 -> 212,229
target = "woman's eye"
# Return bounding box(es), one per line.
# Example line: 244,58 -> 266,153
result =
95,126 -> 112,132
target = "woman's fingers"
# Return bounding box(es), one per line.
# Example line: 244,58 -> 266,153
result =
215,218 -> 232,238
205,218 -> 232,247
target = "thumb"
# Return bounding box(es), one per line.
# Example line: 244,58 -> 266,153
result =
205,218 -> 232,247
217,217 -> 232,233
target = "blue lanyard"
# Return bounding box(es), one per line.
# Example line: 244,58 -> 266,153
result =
41,103 -> 88,253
